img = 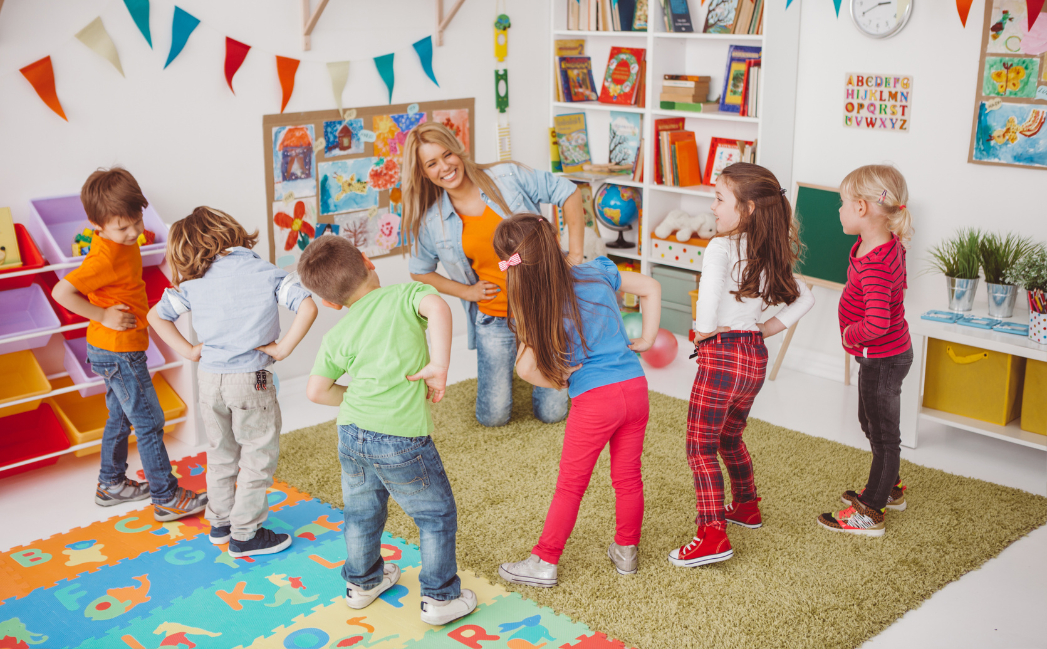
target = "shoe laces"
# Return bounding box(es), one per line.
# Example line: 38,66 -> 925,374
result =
682,536 -> 703,554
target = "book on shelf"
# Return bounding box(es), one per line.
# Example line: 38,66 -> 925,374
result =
549,127 -> 563,173
701,0 -> 764,34
704,136 -> 754,186
600,0 -> 614,31
554,182 -> 600,236
633,0 -> 648,30
739,59 -> 761,117
609,111 -> 642,168
617,0 -> 637,31
599,47 -> 646,105
554,40 -> 586,102
554,113 -> 592,173
720,45 -> 761,114
659,130 -> 702,187
631,136 -> 644,182
661,0 -> 694,32
559,56 -> 599,102
659,100 -> 720,113
652,117 -> 685,185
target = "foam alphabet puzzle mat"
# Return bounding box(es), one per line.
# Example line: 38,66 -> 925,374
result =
0,453 -> 635,649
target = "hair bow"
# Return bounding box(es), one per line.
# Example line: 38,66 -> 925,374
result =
498,253 -> 522,272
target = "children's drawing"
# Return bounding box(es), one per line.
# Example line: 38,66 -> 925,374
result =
272,199 -> 317,259
986,0 -> 1030,54
322,119 -> 364,156
983,57 -> 1040,97
374,113 -> 428,158
390,184 -> 403,217
333,208 -> 400,257
973,101 -> 1047,167
368,157 -> 401,190
432,108 -> 470,151
319,158 -> 379,215
273,126 -> 316,200
374,211 -> 401,250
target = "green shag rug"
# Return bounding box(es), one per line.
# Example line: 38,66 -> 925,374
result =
275,378 -> 1047,649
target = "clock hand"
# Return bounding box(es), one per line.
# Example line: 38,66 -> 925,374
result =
863,1 -> 890,16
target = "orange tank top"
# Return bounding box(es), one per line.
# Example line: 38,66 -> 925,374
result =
460,206 -> 508,318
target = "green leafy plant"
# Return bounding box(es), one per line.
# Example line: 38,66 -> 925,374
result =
979,232 -> 1034,284
1005,244 -> 1047,292
926,228 -> 981,279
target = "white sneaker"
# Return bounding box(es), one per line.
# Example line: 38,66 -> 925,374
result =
344,563 -> 400,609
607,542 -> 638,575
420,589 -> 477,626
498,554 -> 558,588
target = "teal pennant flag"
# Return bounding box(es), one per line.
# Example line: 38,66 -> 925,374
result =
123,0 -> 152,47
374,53 -> 395,104
833,0 -> 842,16
165,6 -> 200,69
412,36 -> 439,87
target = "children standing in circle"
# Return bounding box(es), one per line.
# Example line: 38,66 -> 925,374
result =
817,165 -> 913,538
493,214 -> 662,586
670,163 -> 814,568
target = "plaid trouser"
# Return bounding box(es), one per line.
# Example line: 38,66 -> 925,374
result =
686,333 -> 768,528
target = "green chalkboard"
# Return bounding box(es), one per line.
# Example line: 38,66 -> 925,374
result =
792,183 -> 857,287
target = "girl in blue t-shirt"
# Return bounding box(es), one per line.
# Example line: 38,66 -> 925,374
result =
492,214 -> 662,587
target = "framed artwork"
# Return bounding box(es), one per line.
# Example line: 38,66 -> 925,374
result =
967,0 -> 1047,169
703,137 -> 752,186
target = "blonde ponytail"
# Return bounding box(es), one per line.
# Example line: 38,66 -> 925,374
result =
840,164 -> 914,247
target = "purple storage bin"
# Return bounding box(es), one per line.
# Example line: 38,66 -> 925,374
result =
62,336 -> 166,397
27,194 -> 169,278
0,284 -> 61,355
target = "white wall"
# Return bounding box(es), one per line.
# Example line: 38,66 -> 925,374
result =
0,0 -> 552,379
780,0 -> 1047,377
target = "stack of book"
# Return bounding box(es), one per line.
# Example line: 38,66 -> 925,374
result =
701,0 -> 764,34
554,40 -> 597,102
659,75 -> 717,113
567,0 -> 648,31
653,117 -> 702,187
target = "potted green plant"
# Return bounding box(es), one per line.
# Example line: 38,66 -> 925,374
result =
927,228 -> 982,312
1005,244 -> 1047,344
979,232 -> 1034,318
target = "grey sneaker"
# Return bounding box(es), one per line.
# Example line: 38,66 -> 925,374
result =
95,478 -> 151,506
499,554 -> 558,588
420,589 -> 477,626
153,486 -> 208,522
607,542 -> 638,575
345,563 -> 401,609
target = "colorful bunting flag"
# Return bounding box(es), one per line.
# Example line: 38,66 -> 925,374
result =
20,56 -> 67,121
412,36 -> 439,87
1030,0 -> 1046,29
165,6 -> 200,69
276,56 -> 300,113
833,0 -> 842,17
327,61 -> 350,114
786,0 -> 795,7
374,53 -> 395,104
224,37 -> 251,93
956,0 -> 974,26
123,0 -> 152,48
75,17 -> 124,77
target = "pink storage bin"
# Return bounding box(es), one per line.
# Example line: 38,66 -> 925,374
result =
62,336 -> 166,397
27,194 -> 169,279
0,284 -> 61,355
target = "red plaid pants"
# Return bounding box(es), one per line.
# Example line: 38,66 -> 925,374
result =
686,333 -> 768,528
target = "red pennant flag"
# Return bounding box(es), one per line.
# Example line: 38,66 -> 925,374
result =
20,56 -> 67,121
276,55 -> 299,113
956,0 -> 974,27
224,37 -> 251,94
1029,0 -> 1046,29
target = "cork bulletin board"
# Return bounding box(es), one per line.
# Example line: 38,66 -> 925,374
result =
262,97 -> 475,269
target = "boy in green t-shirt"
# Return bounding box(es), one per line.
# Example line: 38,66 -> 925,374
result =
298,236 -> 476,627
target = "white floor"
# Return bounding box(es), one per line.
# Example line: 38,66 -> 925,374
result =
2,333 -> 1044,648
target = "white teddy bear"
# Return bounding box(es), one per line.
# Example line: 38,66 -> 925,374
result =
560,226 -> 608,262
654,209 -> 716,242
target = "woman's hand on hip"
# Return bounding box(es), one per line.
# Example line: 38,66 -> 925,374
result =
464,280 -> 501,303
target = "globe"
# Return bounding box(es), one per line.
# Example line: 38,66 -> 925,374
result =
594,184 -> 641,248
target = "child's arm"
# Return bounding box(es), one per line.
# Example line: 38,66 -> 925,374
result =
306,375 -> 347,406
842,262 -> 892,348
620,271 -> 662,352
515,344 -> 579,390
692,239 -> 732,341
760,279 -> 815,338
256,297 -> 319,361
146,305 -> 202,361
52,279 -> 136,331
406,294 -> 452,403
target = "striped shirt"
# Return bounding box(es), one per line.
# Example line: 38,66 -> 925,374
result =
838,235 -> 911,358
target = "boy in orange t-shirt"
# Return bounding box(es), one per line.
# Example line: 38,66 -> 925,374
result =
52,168 -> 206,522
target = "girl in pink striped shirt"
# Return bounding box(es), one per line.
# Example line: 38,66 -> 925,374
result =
818,165 -> 914,538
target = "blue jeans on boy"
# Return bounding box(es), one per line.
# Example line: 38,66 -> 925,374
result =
338,424 -> 461,600
87,344 -> 177,503
474,312 -> 569,427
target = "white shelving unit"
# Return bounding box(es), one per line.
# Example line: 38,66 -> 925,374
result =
549,0 -> 800,277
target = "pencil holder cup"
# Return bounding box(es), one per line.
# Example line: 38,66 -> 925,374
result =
1030,312 -> 1047,345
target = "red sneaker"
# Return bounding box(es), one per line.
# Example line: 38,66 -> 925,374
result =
668,525 -> 733,567
725,497 -> 762,528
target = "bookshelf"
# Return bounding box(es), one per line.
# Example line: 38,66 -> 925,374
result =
549,0 -> 800,278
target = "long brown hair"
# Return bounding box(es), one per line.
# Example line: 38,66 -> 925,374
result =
717,163 -> 803,306
166,206 -> 259,286
493,214 -> 587,387
400,121 -> 521,251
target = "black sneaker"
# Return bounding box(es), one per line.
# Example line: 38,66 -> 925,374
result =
95,478 -> 151,506
209,524 -> 232,545
228,528 -> 292,558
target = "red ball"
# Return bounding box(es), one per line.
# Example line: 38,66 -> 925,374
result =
641,328 -> 678,368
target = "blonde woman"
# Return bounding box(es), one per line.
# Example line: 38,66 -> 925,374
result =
402,122 -> 586,427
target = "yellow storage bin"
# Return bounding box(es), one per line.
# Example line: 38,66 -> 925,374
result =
1021,359 -> 1046,435
0,350 -> 52,417
47,374 -> 186,457
923,338 -> 1025,426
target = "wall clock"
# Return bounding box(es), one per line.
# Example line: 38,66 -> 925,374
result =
850,0 -> 913,39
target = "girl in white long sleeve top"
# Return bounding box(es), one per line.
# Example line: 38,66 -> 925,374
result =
669,163 -> 814,570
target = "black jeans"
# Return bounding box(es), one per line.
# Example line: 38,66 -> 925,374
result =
855,348 -> 913,510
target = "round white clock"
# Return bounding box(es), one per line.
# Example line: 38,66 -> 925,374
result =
850,0 -> 912,39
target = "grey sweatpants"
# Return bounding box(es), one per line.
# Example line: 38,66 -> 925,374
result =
198,370 -> 281,541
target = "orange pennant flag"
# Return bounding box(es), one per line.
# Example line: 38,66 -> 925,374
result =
956,0 -> 975,26
20,56 -> 67,121
276,55 -> 300,113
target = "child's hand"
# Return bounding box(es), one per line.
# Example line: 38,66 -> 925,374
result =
628,337 -> 653,352
464,281 -> 500,303
559,364 -> 582,389
406,363 -> 449,403
693,326 -> 731,342
101,304 -> 136,331
256,341 -> 288,361
187,343 -> 203,362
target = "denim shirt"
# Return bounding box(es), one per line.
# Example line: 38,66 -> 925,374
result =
406,163 -> 578,349
156,247 -> 311,373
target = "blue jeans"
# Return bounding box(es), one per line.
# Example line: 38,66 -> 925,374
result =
474,312 -> 569,427
337,424 -> 461,600
86,344 -> 178,503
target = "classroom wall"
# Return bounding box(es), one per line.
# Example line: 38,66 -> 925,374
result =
0,0 -> 552,380
776,0 -> 1047,380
